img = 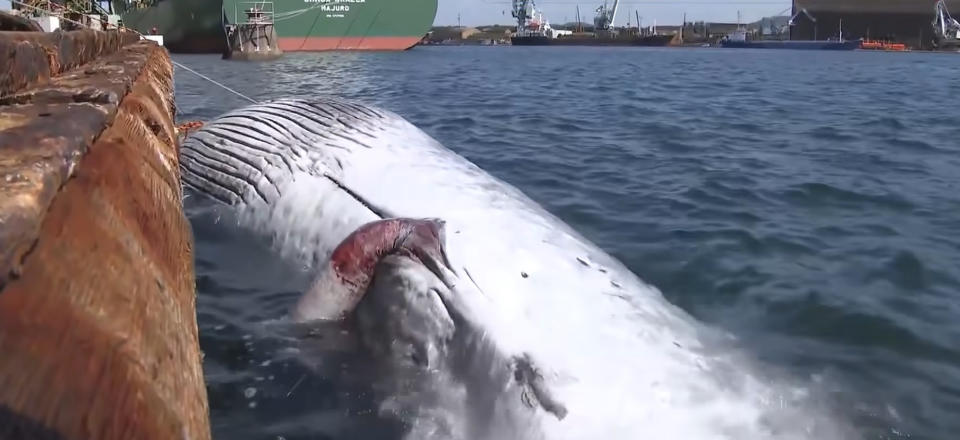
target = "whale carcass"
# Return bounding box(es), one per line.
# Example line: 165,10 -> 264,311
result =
180,97 -> 847,440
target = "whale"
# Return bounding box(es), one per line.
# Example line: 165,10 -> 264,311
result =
180,97 -> 849,439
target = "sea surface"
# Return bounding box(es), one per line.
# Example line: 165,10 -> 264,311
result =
173,46 -> 960,440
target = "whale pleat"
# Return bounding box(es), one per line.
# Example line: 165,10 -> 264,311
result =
181,98 -> 393,209
179,156 -> 246,205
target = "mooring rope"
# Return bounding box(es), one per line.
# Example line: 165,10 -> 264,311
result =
168,61 -> 258,104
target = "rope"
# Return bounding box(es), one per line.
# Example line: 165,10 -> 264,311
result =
11,0 -> 260,105
224,2 -> 320,25
177,121 -> 204,131
271,4 -> 325,23
176,120 -> 204,140
273,8 -> 316,22
170,61 -> 258,104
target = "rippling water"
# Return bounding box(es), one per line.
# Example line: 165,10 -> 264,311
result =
173,47 -> 960,439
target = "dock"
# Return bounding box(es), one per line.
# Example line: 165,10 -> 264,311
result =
0,23 -> 211,440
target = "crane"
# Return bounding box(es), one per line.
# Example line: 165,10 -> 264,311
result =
593,0 -> 619,31
511,0 -> 534,33
787,7 -> 816,27
788,7 -> 818,40
932,0 -> 960,48
766,6 -> 792,35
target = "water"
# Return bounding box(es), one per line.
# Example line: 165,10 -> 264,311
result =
174,47 -> 960,439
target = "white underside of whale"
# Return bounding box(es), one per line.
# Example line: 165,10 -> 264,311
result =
182,98 -> 848,440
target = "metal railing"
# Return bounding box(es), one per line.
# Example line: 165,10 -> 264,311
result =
234,1 -> 274,26
11,0 -> 122,31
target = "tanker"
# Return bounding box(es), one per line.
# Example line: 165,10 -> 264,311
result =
116,0 -> 438,53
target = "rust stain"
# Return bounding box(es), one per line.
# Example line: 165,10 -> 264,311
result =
0,41 -> 166,284
0,38 -> 210,440
0,30 -> 140,98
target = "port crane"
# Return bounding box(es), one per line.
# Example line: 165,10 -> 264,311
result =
932,0 -> 960,48
511,0 -> 559,37
593,0 -> 619,31
511,0 -> 534,32
514,0 -> 618,33
787,7 -> 819,40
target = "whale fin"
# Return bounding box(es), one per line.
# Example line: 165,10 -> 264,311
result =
514,353 -> 568,421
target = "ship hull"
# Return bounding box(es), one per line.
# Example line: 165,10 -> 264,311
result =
510,35 -> 553,45
511,34 -> 674,47
117,0 -> 226,54
226,0 -> 436,52
278,36 -> 424,51
118,0 -> 437,53
720,40 -> 862,50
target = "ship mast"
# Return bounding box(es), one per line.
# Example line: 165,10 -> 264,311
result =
576,4 -> 582,32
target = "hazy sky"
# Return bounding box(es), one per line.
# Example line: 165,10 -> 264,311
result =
436,0 -> 792,26
1,0 -> 10,11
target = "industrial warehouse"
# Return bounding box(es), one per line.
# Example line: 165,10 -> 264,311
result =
791,0 -> 960,50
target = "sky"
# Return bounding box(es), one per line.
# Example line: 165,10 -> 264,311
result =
436,0 -> 793,26
1,0 -> 10,11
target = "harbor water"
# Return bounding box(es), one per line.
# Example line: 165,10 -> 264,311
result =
175,46 -> 960,440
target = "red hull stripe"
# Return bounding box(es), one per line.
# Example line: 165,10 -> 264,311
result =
277,36 -> 422,51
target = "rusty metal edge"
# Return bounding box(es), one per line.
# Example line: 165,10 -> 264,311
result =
0,29 -> 143,98
0,40 -> 163,289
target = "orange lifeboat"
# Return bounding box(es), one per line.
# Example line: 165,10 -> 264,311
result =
861,39 -> 908,51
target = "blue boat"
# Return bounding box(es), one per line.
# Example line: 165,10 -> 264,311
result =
720,38 -> 862,50
719,17 -> 861,51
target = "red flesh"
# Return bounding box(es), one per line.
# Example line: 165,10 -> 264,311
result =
329,218 -> 446,301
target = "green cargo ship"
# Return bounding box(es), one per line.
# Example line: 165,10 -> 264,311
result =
115,0 -> 437,53
115,0 -> 225,53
